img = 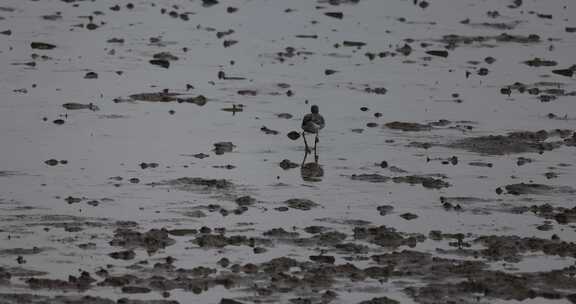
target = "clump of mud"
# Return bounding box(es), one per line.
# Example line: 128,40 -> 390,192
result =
350,174 -> 450,189
148,177 -> 233,192
109,228 -> 175,253
448,129 -> 572,155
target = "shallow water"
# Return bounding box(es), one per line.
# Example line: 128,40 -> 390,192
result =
1,0 -> 576,303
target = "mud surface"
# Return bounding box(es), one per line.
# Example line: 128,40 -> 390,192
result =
1,0 -> 576,303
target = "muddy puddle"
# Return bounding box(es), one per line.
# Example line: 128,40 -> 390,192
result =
1,0 -> 576,303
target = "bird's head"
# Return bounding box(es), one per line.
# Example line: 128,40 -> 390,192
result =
311,105 -> 319,114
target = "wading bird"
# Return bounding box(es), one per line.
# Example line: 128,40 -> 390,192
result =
301,105 -> 325,153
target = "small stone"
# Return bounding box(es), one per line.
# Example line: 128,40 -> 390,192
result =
45,159 -> 59,166
287,131 -> 301,140
399,213 -> 418,220
220,299 -> 244,304
218,257 -> 230,268
253,247 -> 266,254
84,72 -> 98,79
279,159 -> 299,170
426,50 -> 448,57
310,255 -> 335,264
121,286 -> 151,294
109,250 -> 135,260
285,198 -> 319,210
324,12 -> 343,19
150,59 -> 170,68
31,42 -> 56,50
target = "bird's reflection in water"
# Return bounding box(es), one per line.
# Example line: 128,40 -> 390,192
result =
300,149 -> 324,182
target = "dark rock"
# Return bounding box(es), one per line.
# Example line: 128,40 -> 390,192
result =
65,196 -> 82,204
152,177 -> 233,191
223,40 -> 238,48
355,226 -> 425,248
261,126 -> 279,135
202,0 -> 219,7
109,228 -> 175,253
399,213 -> 418,220
109,250 -> 135,260
45,159 -> 59,166
63,102 -> 99,111
285,198 -> 319,211
263,228 -> 299,238
426,50 -> 448,57
325,69 -> 338,75
477,67 -> 489,76
365,87 -> 387,95
392,175 -> 450,189
107,37 -> 124,43
325,12 -> 343,19
153,52 -> 179,61
277,113 -> 293,119
287,131 -> 301,140
357,297 -> 400,304
121,286 -> 151,294
279,159 -> 299,170
396,44 -> 412,56
377,205 -> 394,215
523,58 -> 557,67
505,183 -> 555,195
350,174 -> 390,183
310,255 -> 336,264
385,121 -> 431,132
220,299 -> 244,304
235,196 -> 255,207
552,68 -> 574,78
178,95 -> 207,106
237,90 -> 257,96
193,153 -> 209,159
448,130 -> 568,155
150,59 -> 170,68
130,91 -> 179,102
31,42 -> 56,50
343,41 -> 366,47
214,142 -> 235,155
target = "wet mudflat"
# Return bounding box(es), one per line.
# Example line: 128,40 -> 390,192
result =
1,0 -> 576,303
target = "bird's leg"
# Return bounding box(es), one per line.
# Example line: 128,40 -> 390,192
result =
301,148 -> 309,168
313,132 -> 319,152
302,132 -> 311,153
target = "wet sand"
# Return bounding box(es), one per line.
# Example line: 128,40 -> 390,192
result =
1,0 -> 576,303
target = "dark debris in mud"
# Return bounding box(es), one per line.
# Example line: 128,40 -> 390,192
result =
350,174 -> 449,189
448,129 -> 573,155
504,183 -> 576,195
0,294 -> 179,304
109,228 -> 175,253
526,203 -> 576,224
148,177 -> 233,192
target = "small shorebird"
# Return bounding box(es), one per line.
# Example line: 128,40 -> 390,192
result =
301,105 -> 325,153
